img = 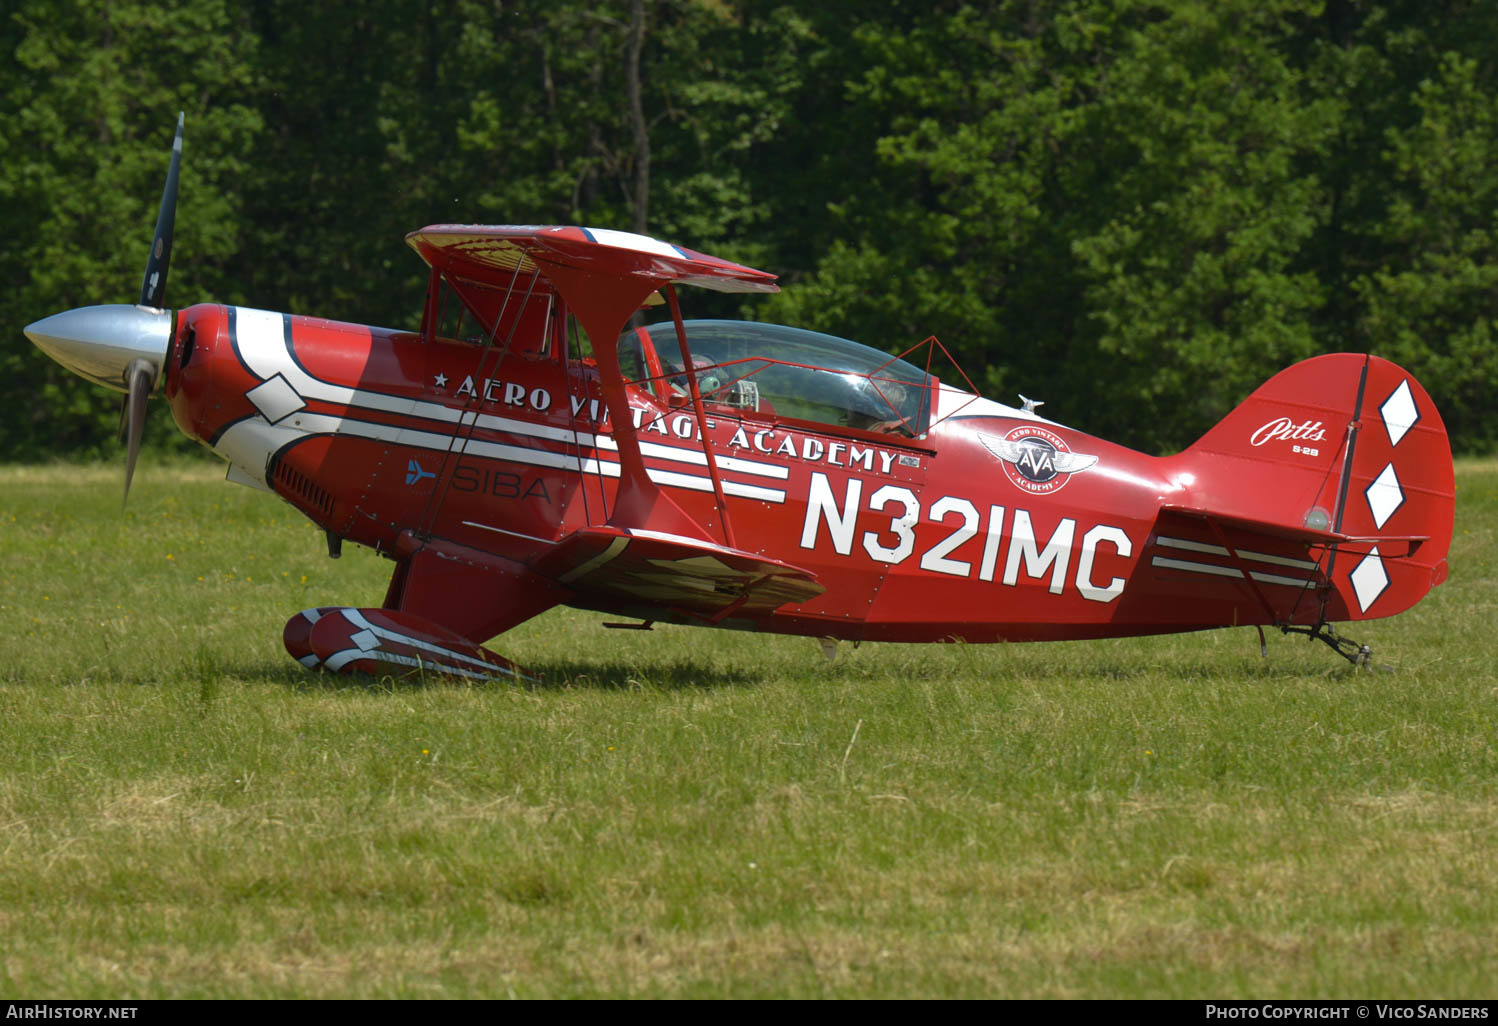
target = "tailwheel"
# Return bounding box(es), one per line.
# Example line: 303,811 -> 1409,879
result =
1280,622 -> 1376,669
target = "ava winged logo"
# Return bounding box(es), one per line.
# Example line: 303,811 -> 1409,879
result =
981,425 -> 1098,495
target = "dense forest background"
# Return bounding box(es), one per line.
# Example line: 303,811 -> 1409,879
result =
3,0 -> 1496,459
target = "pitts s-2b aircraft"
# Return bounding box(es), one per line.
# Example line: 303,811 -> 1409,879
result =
25,118 -> 1454,677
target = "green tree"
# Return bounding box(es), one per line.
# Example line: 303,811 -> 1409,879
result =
753,1 -> 1498,452
447,0 -> 803,284
1355,51 -> 1498,447
238,0 -> 472,326
1068,1 -> 1338,449
6,0 -> 1498,460
0,0 -> 262,458
758,1 -> 1343,449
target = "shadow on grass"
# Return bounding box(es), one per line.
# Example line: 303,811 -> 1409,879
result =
974,644 -> 1380,683
1031,659 -> 1371,682
241,651 -> 1376,695
14,631 -> 1374,690
262,656 -> 764,693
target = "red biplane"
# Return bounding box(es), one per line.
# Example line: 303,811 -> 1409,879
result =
25,117 -> 1454,676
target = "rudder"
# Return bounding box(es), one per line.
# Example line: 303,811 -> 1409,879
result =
1173,353 -> 1453,623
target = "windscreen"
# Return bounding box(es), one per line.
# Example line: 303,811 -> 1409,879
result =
640,319 -> 933,436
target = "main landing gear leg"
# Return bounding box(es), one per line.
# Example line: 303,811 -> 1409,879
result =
1279,622 -> 1373,668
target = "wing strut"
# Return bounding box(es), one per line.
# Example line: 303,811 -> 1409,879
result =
416,264 -> 542,538
538,256 -> 715,543
404,225 -> 781,545
664,283 -> 735,547
1319,355 -> 1370,624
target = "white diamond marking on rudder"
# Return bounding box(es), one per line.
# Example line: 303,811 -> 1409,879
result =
1380,379 -> 1418,447
1365,462 -> 1405,530
1349,547 -> 1389,613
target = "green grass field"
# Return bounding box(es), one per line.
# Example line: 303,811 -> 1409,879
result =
1,460 -> 1495,998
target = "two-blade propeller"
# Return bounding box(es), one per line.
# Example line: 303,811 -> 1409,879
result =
140,113 -> 183,311
123,112 -> 184,503
24,112 -> 183,505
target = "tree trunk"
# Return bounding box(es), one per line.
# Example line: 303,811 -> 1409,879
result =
626,0 -> 650,236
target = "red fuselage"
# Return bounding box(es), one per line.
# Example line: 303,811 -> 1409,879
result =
165,303 -> 1369,643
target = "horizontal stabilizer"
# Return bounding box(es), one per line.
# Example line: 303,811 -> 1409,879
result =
534,526 -> 823,623
1160,504 -> 1430,553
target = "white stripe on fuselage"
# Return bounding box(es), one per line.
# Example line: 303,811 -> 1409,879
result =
214,411 -> 788,502
218,307 -> 787,502
232,306 -> 587,445
231,307 -> 787,478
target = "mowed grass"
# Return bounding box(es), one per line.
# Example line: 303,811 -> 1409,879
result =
0,460 -> 1495,999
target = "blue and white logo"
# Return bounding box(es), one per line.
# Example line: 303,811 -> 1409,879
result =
405,459 -> 435,486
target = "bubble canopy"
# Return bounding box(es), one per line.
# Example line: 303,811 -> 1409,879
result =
625,319 -> 934,436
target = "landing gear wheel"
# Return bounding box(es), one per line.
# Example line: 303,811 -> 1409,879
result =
1281,622 -> 1375,669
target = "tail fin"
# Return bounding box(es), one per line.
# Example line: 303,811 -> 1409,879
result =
1155,354 -> 1453,625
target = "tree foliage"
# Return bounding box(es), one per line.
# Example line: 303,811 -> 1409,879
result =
0,0 -> 260,454
4,0 -> 1497,458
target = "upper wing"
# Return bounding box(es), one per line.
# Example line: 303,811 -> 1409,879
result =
407,225 -> 777,548
406,224 -> 779,295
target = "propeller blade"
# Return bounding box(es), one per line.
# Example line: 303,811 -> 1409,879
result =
122,359 -> 154,505
138,111 -> 184,309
